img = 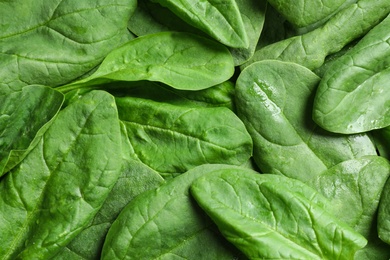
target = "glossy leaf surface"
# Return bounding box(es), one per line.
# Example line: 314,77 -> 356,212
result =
0,85 -> 63,175
313,14 -> 390,133
101,164 -> 249,259
0,0 -> 136,94
58,32 -> 234,92
191,170 -> 367,259
267,0 -> 355,28
243,0 -> 390,71
151,0 -> 248,48
116,95 -> 253,176
0,91 -> 123,259
235,60 -> 376,182
310,156 -> 390,237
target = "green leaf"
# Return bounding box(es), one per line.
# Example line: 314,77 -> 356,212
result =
190,170 -> 367,259
0,90 -> 123,259
0,85 -> 63,176
57,32 -> 234,92
0,0 -> 136,94
372,126 -> 390,160
243,0 -> 390,71
106,80 -> 236,110
378,175 -> 390,245
54,158 -> 164,259
151,0 -> 248,48
228,0 -> 267,65
101,164 -> 249,260
310,156 -> 390,237
313,14 -> 390,134
116,94 -> 253,176
235,60 -> 376,182
267,0 -> 356,29
128,1 -> 204,37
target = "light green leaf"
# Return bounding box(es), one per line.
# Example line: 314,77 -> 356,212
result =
58,32 -> 234,92
101,164 -> 249,260
151,0 -> 248,48
313,14 -> 390,133
267,0 -> 356,29
243,0 -> 390,71
116,94 -> 253,176
0,0 -> 136,94
54,158 -> 164,260
310,156 -> 390,237
235,60 -> 376,182
0,90 -> 123,259
378,175 -> 390,245
0,85 -> 63,176
190,170 -> 367,259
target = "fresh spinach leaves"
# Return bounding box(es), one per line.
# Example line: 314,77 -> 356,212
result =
1,1 -> 390,259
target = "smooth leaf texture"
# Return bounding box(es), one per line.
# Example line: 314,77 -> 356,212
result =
243,0 -> 390,71
235,60 -> 376,182
116,94 -> 253,176
190,170 -> 367,259
128,0 -> 266,66
313,14 -> 390,134
151,0 -> 248,48
101,164 -> 249,260
54,158 -> 164,259
0,0 -> 136,95
228,0 -> 266,65
0,85 -> 63,175
266,0 -> 356,29
310,156 -> 390,237
0,90 -> 123,259
378,175 -> 390,245
58,32 -> 234,92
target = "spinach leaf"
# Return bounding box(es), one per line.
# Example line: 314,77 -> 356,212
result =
54,158 -> 164,259
228,0 -> 267,65
128,0 -> 266,66
108,80 -> 236,110
378,175 -> 390,245
0,90 -> 123,259
190,169 -> 367,259
0,85 -> 63,176
267,0 -> 356,30
0,0 -> 136,95
101,164 -> 249,259
243,0 -> 390,71
313,14 -> 390,134
150,0 -> 248,48
235,60 -> 376,182
116,94 -> 253,177
310,156 -> 390,237
57,32 -> 234,92
128,1 -> 204,37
